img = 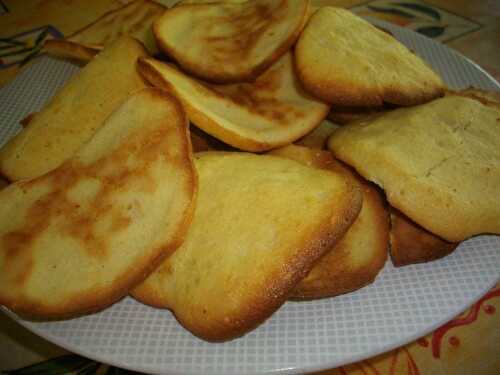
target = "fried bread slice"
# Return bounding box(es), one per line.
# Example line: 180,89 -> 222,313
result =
154,0 -> 309,83
138,53 -> 329,152
0,88 -> 196,319
389,207 -> 458,267
132,152 -> 362,341
268,145 -> 388,299
0,36 -> 148,181
328,94 -> 500,242
295,7 -> 444,107
44,0 -> 165,61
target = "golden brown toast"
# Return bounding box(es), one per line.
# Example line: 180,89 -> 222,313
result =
132,151 -> 362,341
153,0 -> 309,83
268,145 -> 388,299
295,7 -> 444,107
389,207 -> 458,267
0,88 -> 196,319
138,53 -> 329,152
44,0 -> 165,60
328,93 -> 500,242
0,36 -> 148,181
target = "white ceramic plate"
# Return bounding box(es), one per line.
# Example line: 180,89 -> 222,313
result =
1,21 -> 499,375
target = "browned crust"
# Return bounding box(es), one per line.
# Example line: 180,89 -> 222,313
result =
296,67 -> 445,108
294,10 -> 445,108
153,1 -> 310,84
264,147 -> 389,299
133,151 -> 363,341
137,57 -> 328,152
43,39 -> 100,62
292,180 -> 389,299
0,89 -> 198,319
178,174 -> 362,341
389,206 -> 459,267
19,112 -> 37,128
330,107 -> 500,242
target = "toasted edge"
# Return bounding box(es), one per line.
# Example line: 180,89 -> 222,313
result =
389,207 -> 459,267
153,1 -> 310,83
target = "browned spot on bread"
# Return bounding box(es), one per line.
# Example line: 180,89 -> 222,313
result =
4,124 -> 172,264
203,1 -> 286,63
0,89 -> 197,319
389,207 -> 458,266
208,67 -> 304,123
154,0 -> 309,83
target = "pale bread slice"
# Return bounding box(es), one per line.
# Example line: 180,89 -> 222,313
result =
44,0 -> 165,61
295,7 -> 444,107
268,145 -> 388,299
328,94 -> 500,242
0,88 -> 196,319
138,53 -> 329,152
295,120 -> 339,149
154,0 -> 309,83
389,207 -> 458,267
0,36 -> 148,181
132,152 -> 362,341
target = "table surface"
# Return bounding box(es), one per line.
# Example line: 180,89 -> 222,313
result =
0,1 -> 499,374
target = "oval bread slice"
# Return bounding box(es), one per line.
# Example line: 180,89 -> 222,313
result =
132,152 -> 362,341
0,36 -> 148,181
138,53 -> 329,152
268,145 -> 388,299
0,88 -> 197,319
295,7 -> 445,107
153,0 -> 309,83
328,94 -> 500,242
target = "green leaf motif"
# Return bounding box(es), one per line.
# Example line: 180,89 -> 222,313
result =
416,26 -> 446,38
367,5 -> 416,19
3,354 -> 94,375
392,2 -> 442,20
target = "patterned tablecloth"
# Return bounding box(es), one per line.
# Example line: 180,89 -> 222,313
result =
0,1 -> 499,374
